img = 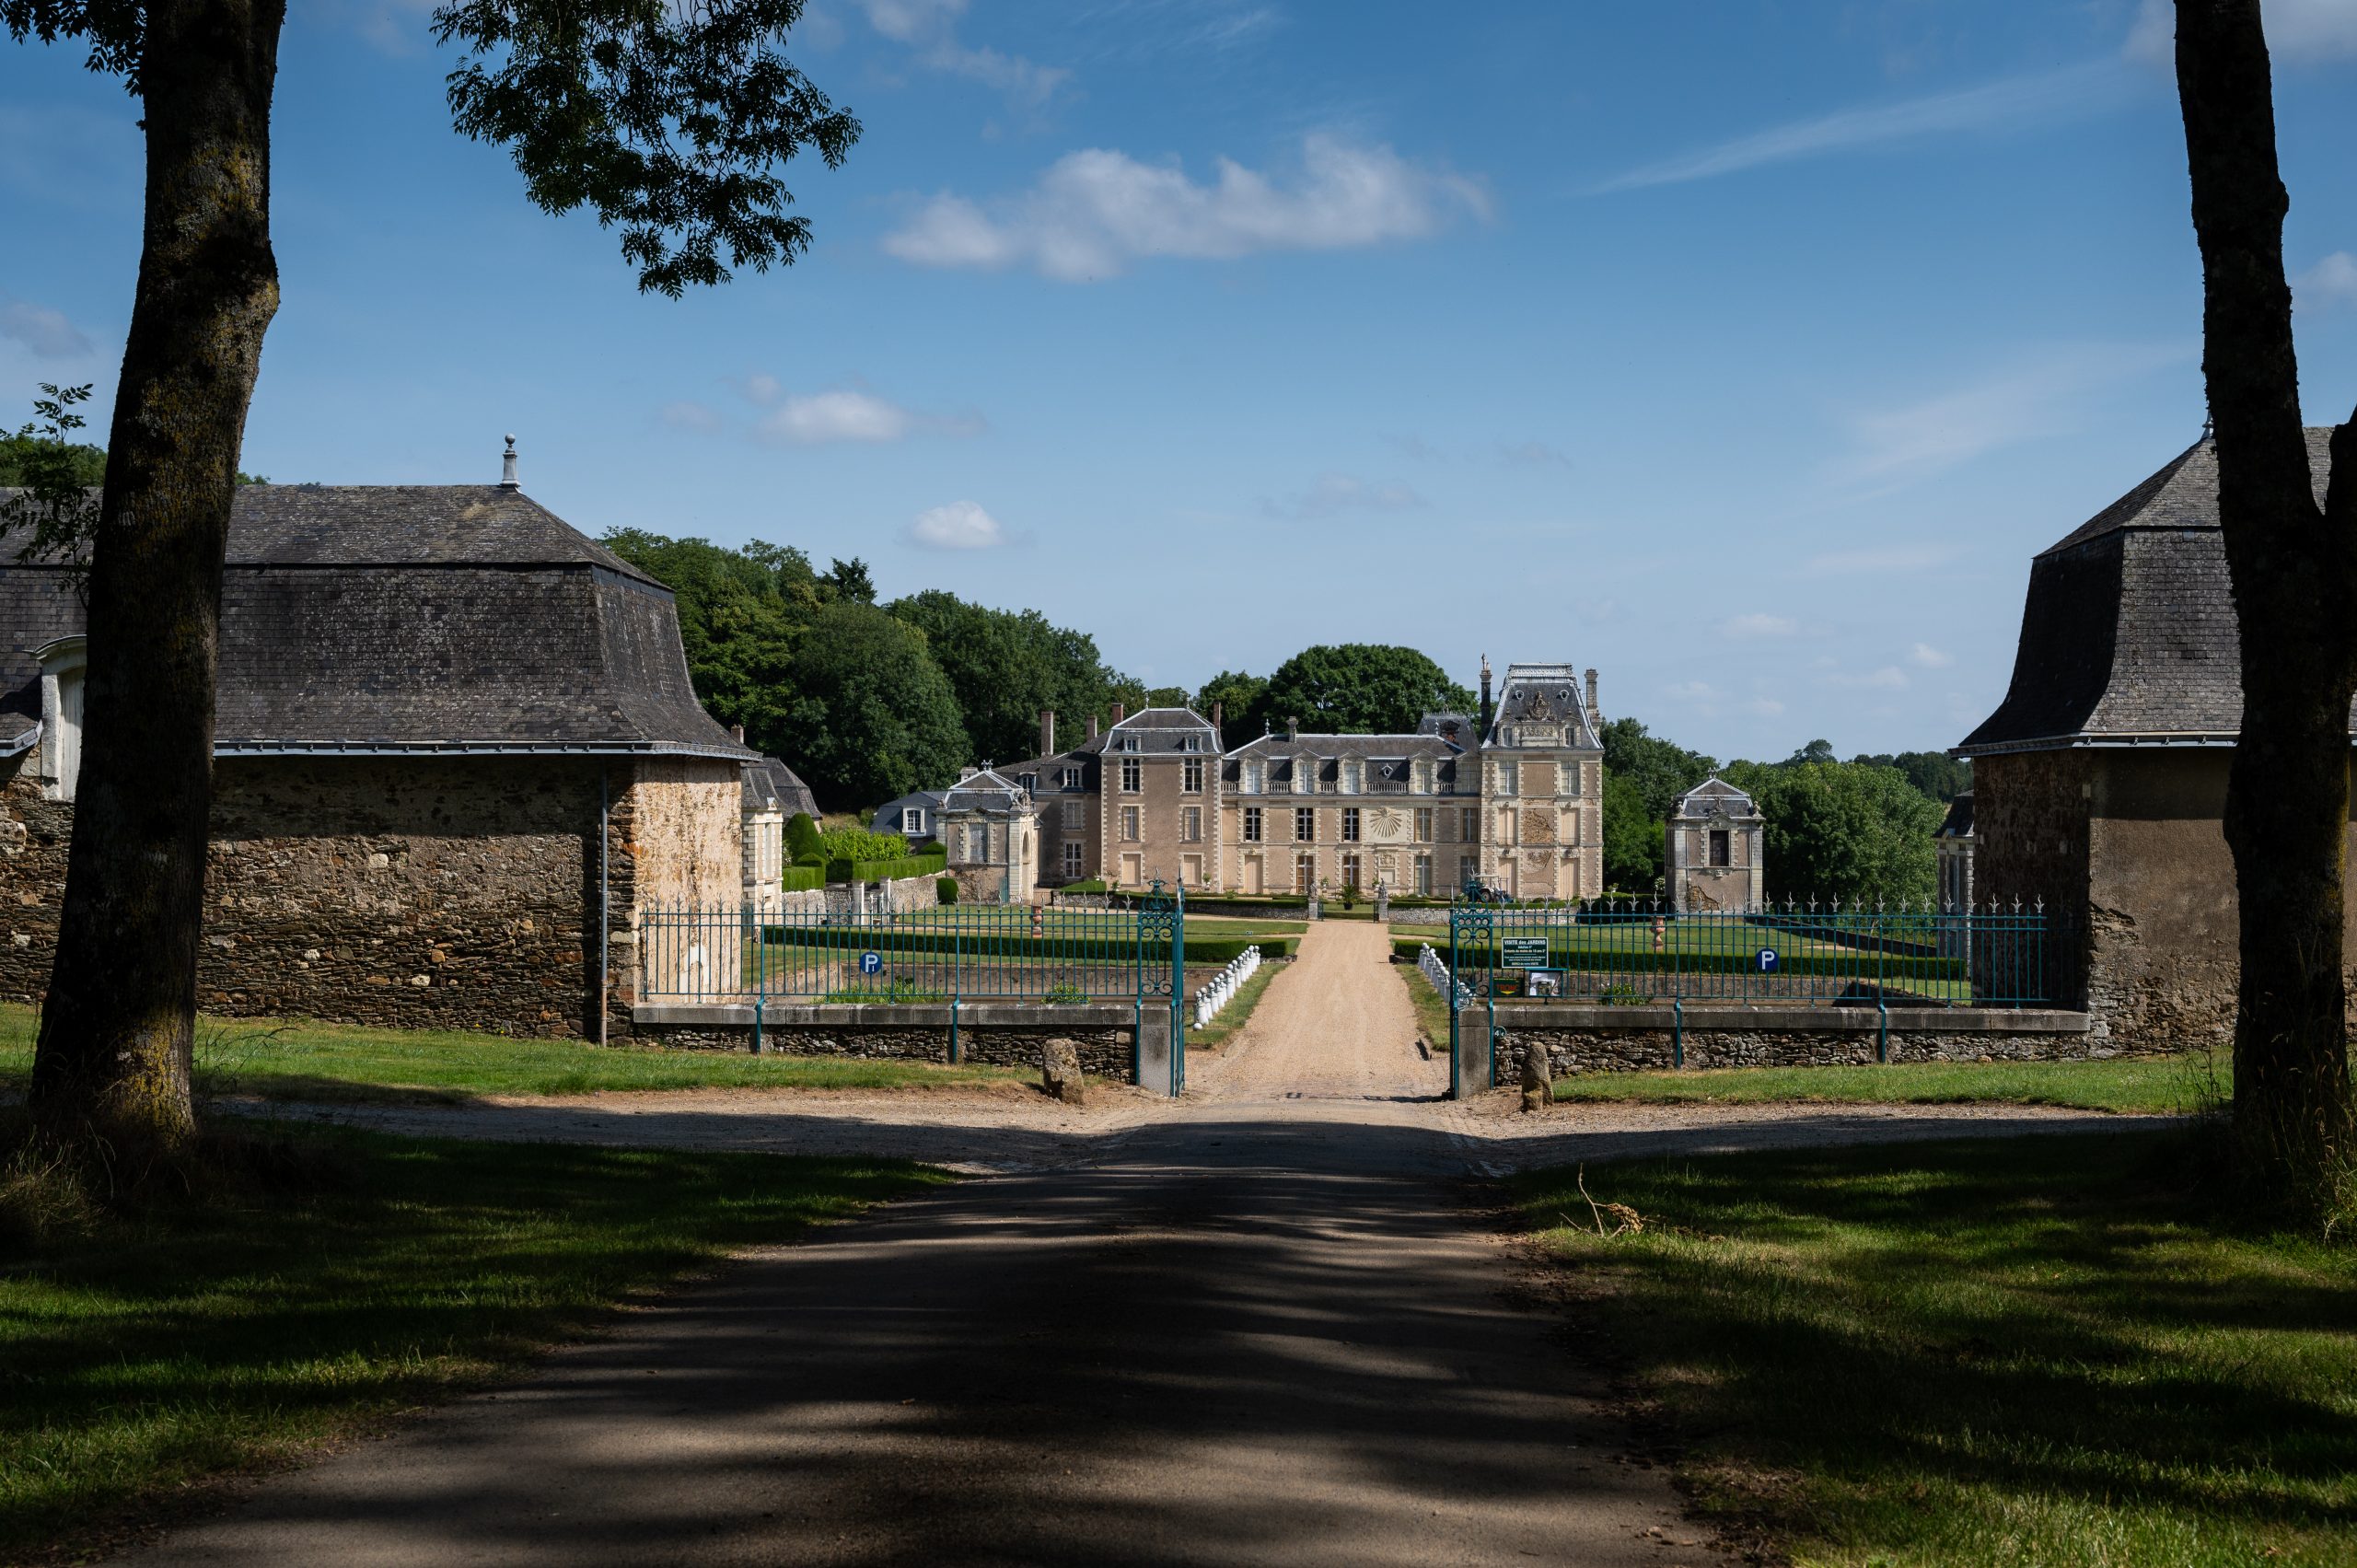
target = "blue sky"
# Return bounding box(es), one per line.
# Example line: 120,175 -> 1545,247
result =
9,0 -> 2357,761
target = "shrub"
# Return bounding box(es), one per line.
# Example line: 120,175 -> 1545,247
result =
784,812 -> 823,865
1060,878 -> 1109,894
815,824 -> 913,864
936,877 -> 959,905
1043,982 -> 1089,1005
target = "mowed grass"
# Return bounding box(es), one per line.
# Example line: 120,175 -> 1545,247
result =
1186,958 -> 1287,1051
0,1004 -> 1030,1105
1513,1131 -> 2357,1568
1398,967 -> 2207,1116
0,1130 -> 946,1560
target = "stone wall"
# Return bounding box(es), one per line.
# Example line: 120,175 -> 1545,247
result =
633,1002 -> 1137,1077
1488,1004 -> 2095,1078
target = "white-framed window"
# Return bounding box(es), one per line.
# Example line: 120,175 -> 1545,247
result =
1182,757 -> 1204,793
1182,806 -> 1202,842
1061,799 -> 1084,830
1341,759 -> 1363,795
1414,807 -> 1434,842
1412,759 -> 1434,795
1341,807 -> 1361,842
1563,761 -> 1584,797
1060,766 -> 1084,790
1341,852 -> 1362,890
1242,807 -> 1263,842
1121,805 -> 1141,842
37,637 -> 85,804
1495,760 -> 1519,797
1295,807 -> 1316,842
1121,756 -> 1142,792
1063,842 -> 1084,877
1242,761 -> 1263,794
1294,759 -> 1314,795
1414,854 -> 1434,895
900,807 -> 925,835
1018,772 -> 1038,795
1182,733 -> 1203,752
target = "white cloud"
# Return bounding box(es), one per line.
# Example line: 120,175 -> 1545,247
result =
660,400 -> 726,433
1597,61 -> 2128,192
0,300 -> 94,359
1800,543 -> 1956,576
858,0 -> 1069,106
1824,666 -> 1910,691
1269,472 -> 1426,519
1831,341 -> 2192,487
759,389 -> 915,446
1723,612 -> 1800,639
2128,0 -> 2357,65
2298,251 -> 2357,310
885,134 -> 1491,281
743,372 -> 784,405
908,499 -> 1007,550
1909,643 -> 1956,668
1748,697 -> 1786,717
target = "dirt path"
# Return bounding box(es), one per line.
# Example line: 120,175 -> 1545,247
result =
1189,921 -> 1445,1103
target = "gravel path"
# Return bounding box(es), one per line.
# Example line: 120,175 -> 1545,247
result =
1187,921 -> 1446,1104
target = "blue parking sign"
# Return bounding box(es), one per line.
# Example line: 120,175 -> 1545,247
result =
1755,947 -> 1780,973
859,951 -> 883,975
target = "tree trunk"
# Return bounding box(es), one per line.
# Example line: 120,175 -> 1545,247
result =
2175,0 -> 2357,1210
27,0 -> 284,1159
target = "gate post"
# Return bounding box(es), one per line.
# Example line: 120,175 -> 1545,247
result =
1135,879 -> 1181,1097
1447,899 -> 1495,1100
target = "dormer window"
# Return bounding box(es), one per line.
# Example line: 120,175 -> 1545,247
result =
36,637 -> 85,803
1059,766 -> 1084,790
1181,734 -> 1202,752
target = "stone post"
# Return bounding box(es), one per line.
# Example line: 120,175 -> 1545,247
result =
1135,1007 -> 1177,1096
1453,1007 -> 1493,1099
1373,883 -> 1389,922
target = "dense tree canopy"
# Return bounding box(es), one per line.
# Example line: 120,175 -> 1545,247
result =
1722,760 -> 1945,906
773,602 -> 968,808
887,589 -> 1131,766
1852,749 -> 1971,802
1243,645 -> 1475,738
1598,717 -> 1717,891
1193,669 -> 1269,749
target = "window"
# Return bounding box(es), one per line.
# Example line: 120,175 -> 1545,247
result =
1414,807 -> 1434,843
1018,773 -> 1038,796
1341,807 -> 1361,842
1341,852 -> 1362,890
1341,759 -> 1363,795
1242,807 -> 1263,842
1063,842 -> 1084,877
1182,757 -> 1204,793
1459,807 -> 1480,842
1061,799 -> 1084,830
1295,807 -> 1316,842
1060,766 -> 1084,790
1182,733 -> 1203,752
900,807 -> 925,835
1294,759 -> 1314,795
1710,829 -> 1730,867
1412,759 -> 1434,795
1121,756 -> 1142,792
1495,760 -> 1519,796
1414,854 -> 1434,895
1182,807 -> 1202,842
1295,854 -> 1316,894
1242,761 -> 1263,794
1563,761 -> 1584,797
1458,854 -> 1477,891
1121,806 -> 1141,842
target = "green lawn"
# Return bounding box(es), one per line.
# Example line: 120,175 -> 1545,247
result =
1550,1052 -> 2219,1117
1513,1132 -> 2357,1568
0,1129 -> 944,1561
1186,958 -> 1287,1051
0,1005 -> 1030,1104
1400,964 -> 1453,1048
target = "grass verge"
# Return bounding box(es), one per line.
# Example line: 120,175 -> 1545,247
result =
0,1004 -> 1030,1105
1550,1052 -> 2219,1117
1400,964 -> 1452,1051
1186,958 -> 1287,1051
1512,1130 -> 2357,1568
0,1126 -> 944,1561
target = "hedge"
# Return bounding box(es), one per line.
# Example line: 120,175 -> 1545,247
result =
780,864 -> 826,894
828,851 -> 948,883
761,927 -> 1294,966
1387,935 -> 1963,984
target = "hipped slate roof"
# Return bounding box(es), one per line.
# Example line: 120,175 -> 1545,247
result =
1483,663 -> 1602,750
1669,776 -> 1760,821
744,756 -> 819,819
943,768 -> 1033,813
1956,430 -> 2357,756
0,485 -> 755,759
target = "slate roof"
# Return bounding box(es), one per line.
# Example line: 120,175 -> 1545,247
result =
743,756 -> 819,819
0,485 -> 754,759
1086,707 -> 1219,754
1669,776 -> 1760,820
1937,792 -> 1974,840
1222,733 -> 1465,796
1416,711 -> 1478,746
1956,430 -> 2357,755
1482,663 -> 1603,750
943,768 -> 1032,813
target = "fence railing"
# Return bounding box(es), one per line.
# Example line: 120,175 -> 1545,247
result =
1419,943 -> 1471,1009
1445,896 -> 2068,1008
640,901 -> 1184,1006
1192,946 -> 1260,1028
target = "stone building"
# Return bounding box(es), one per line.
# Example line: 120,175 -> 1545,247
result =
1666,776 -> 1765,912
1955,429 -> 2357,1043
0,465 -> 757,1039
1933,791 -> 1974,961
936,767 -> 1039,904
1218,725 -> 1475,896
1477,662 -> 1607,901
742,753 -> 819,914
998,704 -> 1222,889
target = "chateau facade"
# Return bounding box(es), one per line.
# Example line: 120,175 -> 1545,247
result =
994,659 -> 1606,899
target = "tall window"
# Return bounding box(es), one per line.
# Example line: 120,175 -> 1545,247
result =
1412,759 -> 1434,794
1341,852 -> 1362,889
1710,829 -> 1730,866
1242,807 -> 1263,842
1060,766 -> 1084,790
1414,807 -> 1434,842
1295,807 -> 1316,842
1414,854 -> 1433,895
1459,807 -> 1480,842
1182,807 -> 1202,842
1495,760 -> 1519,796
1121,805 -> 1141,842
1121,756 -> 1142,792
1295,854 -> 1316,894
1063,842 -> 1084,877
1341,759 -> 1363,795
1294,759 -> 1314,795
1242,761 -> 1263,794
1563,761 -> 1584,796
1061,799 -> 1084,829
1341,807 -> 1361,842
1017,773 -> 1038,796
1182,757 -> 1204,793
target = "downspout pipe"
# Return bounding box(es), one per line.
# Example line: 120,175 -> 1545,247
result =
598,764 -> 610,1046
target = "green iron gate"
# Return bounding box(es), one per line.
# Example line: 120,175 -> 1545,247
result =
1138,879 -> 1186,1094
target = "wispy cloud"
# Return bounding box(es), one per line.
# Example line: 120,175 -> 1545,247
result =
1800,543 -> 1957,577
1722,612 -> 1800,640
1266,472 -> 1426,520
659,400 -> 726,433
0,299 -> 94,360
729,378 -> 984,446
1909,643 -> 1956,669
886,134 -> 1490,281
1596,61 -> 2130,192
1830,341 -> 2192,486
2127,0 -> 2357,65
859,0 -> 1069,107
2298,252 -> 2357,310
908,499 -> 1008,550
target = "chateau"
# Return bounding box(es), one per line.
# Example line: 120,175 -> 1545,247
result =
951,659 -> 1607,900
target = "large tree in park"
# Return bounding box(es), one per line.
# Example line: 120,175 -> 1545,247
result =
885,590 -> 1131,765
774,602 -> 970,810
3,0 -> 857,1160
2172,0 -> 2357,1209
1249,645 -> 1475,738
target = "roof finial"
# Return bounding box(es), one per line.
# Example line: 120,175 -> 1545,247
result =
499,434 -> 519,492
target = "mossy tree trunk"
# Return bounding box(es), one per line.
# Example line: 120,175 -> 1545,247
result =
28,0 -> 284,1159
2175,0 -> 2357,1212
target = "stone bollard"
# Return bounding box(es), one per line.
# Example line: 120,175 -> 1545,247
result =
1042,1038 -> 1086,1105
1520,1045 -> 1552,1113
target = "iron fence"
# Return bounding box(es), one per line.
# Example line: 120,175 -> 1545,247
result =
1445,895 -> 2069,1009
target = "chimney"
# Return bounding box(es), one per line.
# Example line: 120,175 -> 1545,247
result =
1287,715 -> 1299,742
1211,701 -> 1224,738
1039,708 -> 1055,758
498,434 -> 519,492
959,765 -> 980,782
729,724 -> 745,746
1479,655 -> 1493,734
1088,714 -> 1100,739
1585,668 -> 1601,728
1110,702 -> 1126,725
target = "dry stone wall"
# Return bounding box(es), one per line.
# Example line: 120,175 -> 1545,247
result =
1489,1005 -> 2096,1079
635,1004 -> 1134,1076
